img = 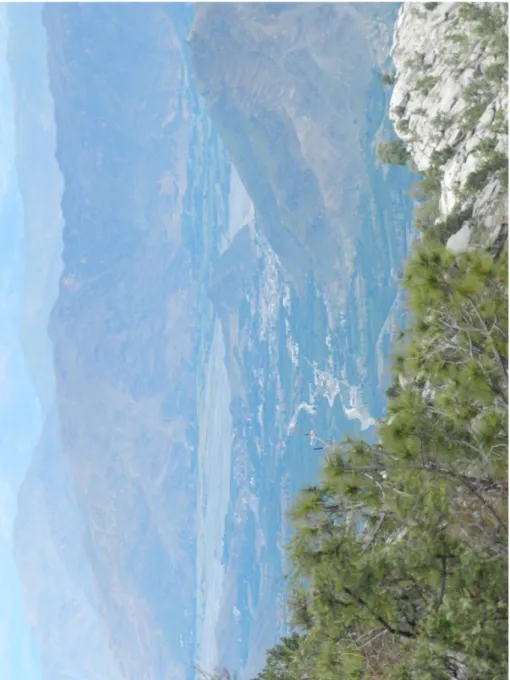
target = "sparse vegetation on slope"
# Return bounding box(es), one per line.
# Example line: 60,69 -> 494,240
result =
377,139 -> 410,166
386,2 -> 508,253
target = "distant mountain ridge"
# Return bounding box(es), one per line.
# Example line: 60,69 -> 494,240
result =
14,5 -> 205,680
8,4 -> 422,680
189,2 -> 401,322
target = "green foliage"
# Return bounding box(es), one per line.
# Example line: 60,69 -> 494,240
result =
463,152 -> 508,195
413,107 -> 427,117
457,3 -> 486,22
431,112 -> 453,132
492,109 -> 508,136
444,33 -> 470,50
484,61 -> 508,84
414,198 -> 440,233
462,78 -> 492,103
407,143 -> 454,208
409,165 -> 442,202
492,25 -> 509,60
458,2 -> 504,36
457,2 -> 508,57
404,52 -> 425,71
425,205 -> 474,245
381,73 -> 397,86
255,634 -> 301,680
477,136 -> 498,158
430,146 -> 455,168
452,3 -> 508,138
409,7 -> 427,20
460,99 -> 491,134
253,240 -> 508,680
416,75 -> 440,95
396,118 -> 410,134
393,104 -> 407,118
377,139 -> 410,166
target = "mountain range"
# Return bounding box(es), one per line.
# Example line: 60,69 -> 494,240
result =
4,4 -> 419,680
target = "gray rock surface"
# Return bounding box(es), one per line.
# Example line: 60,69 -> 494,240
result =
389,2 -> 508,253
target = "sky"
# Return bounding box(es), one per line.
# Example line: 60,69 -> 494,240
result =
0,4 -> 57,679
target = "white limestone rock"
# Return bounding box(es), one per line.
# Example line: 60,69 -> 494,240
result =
446,222 -> 472,254
388,2 -> 508,253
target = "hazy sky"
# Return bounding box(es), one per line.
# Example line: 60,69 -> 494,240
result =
0,5 -> 52,679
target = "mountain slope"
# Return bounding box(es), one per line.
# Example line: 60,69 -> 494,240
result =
189,2 -> 402,320
14,5 -> 212,679
188,1 -> 418,427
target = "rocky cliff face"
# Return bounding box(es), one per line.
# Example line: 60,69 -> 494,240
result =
389,2 -> 508,253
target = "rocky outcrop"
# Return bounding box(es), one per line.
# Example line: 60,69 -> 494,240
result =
389,2 -> 508,253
